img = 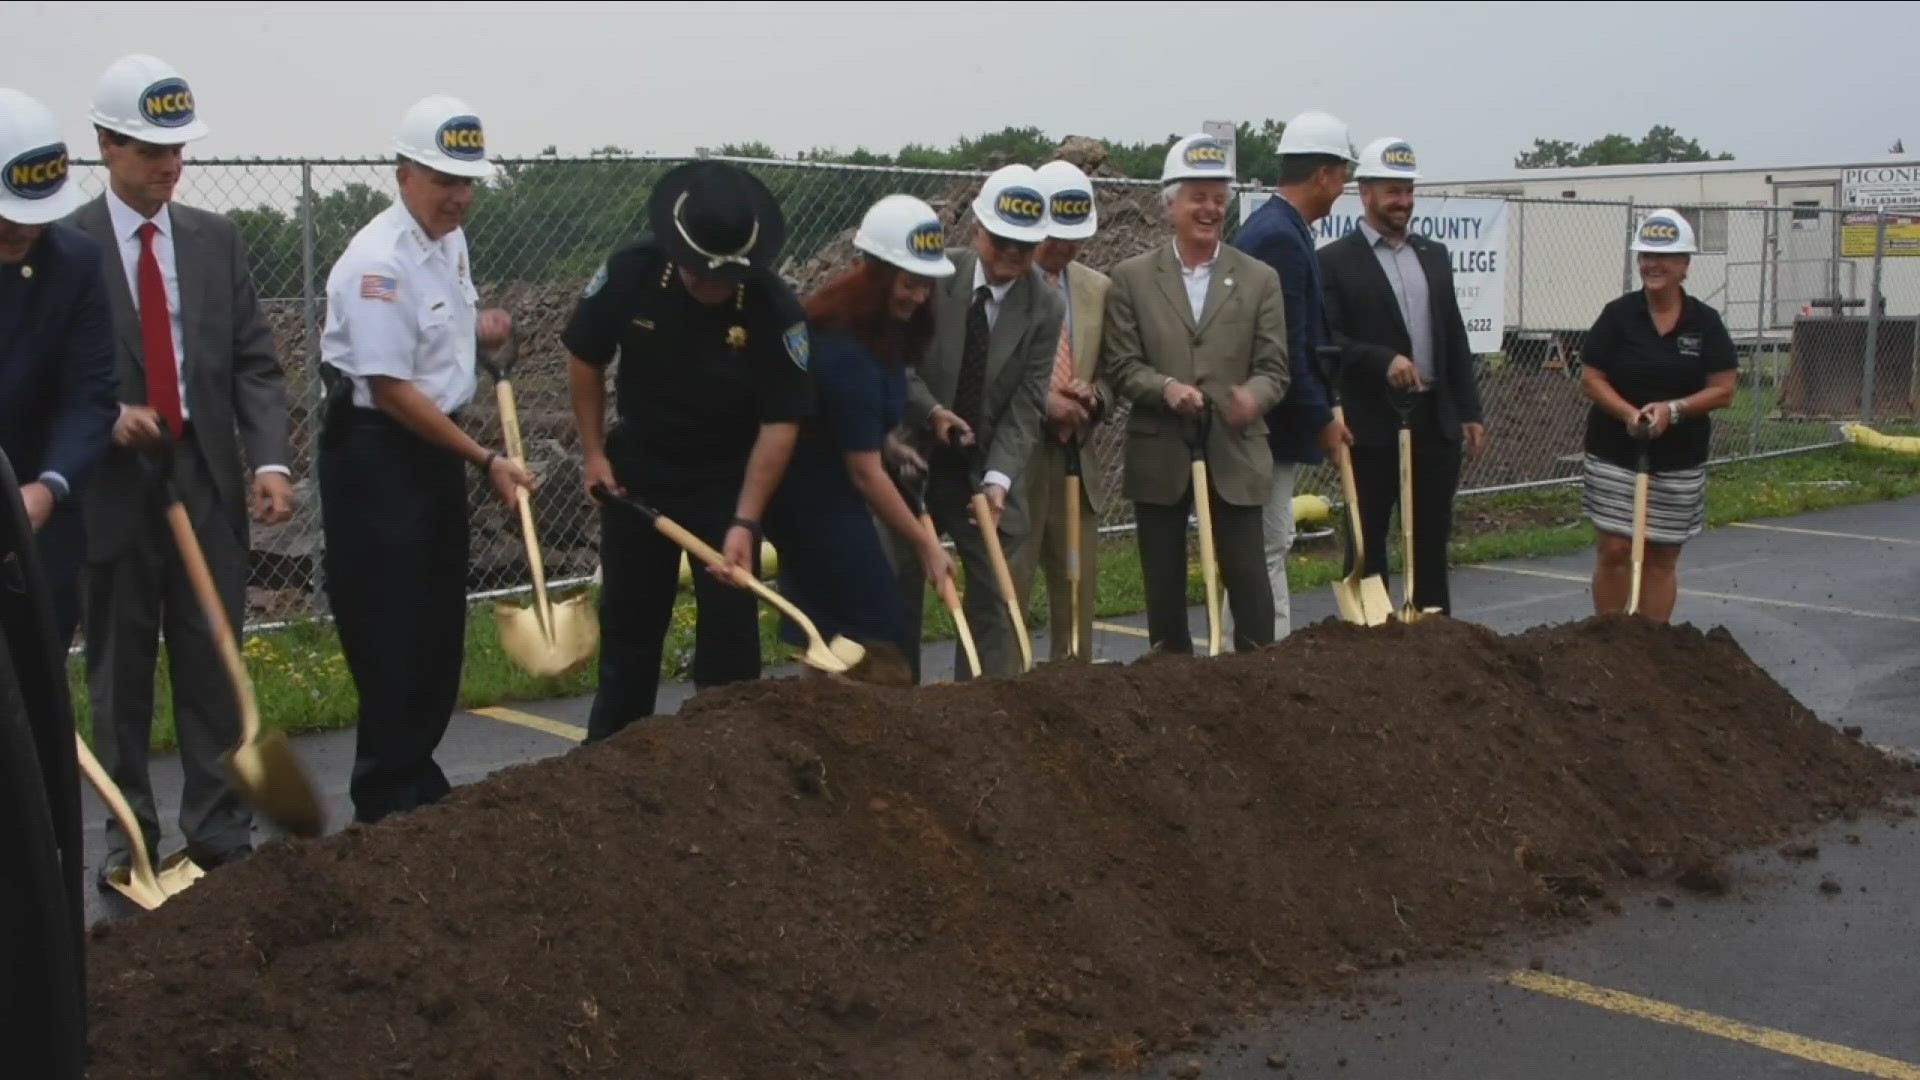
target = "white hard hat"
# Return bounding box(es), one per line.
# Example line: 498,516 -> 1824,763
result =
89,54 -> 208,145
0,88 -> 82,225
1036,160 -> 1097,241
852,193 -> 956,278
1277,110 -> 1356,162
1354,136 -> 1421,181
1631,208 -> 1698,255
394,94 -> 495,180
1161,133 -> 1234,185
970,164 -> 1050,244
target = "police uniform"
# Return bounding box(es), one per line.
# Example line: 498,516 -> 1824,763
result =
317,196 -> 483,824
564,162 -> 813,742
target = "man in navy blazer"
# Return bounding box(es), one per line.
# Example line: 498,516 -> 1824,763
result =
1228,110 -> 1356,641
0,87 -> 119,647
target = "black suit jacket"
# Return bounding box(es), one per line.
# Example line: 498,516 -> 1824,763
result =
1320,228 -> 1484,448
66,196 -> 289,563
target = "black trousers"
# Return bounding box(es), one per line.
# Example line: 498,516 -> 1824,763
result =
318,409 -> 469,825
1345,395 -> 1463,614
1135,481 -> 1273,655
585,489 -> 760,744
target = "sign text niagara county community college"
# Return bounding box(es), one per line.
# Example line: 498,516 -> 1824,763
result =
1239,192 -> 1510,353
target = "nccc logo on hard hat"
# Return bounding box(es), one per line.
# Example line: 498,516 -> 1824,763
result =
1640,218 -> 1680,245
994,186 -> 1045,228
1183,138 -> 1229,170
436,115 -> 486,161
1382,142 -> 1417,171
907,220 -> 946,259
139,78 -> 196,129
4,143 -> 69,201
1050,189 -> 1093,226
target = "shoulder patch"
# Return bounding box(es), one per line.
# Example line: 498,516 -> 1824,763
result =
582,261 -> 608,298
359,272 -> 398,302
782,322 -> 809,372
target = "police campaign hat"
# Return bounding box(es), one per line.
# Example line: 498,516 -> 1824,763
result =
648,160 -> 787,282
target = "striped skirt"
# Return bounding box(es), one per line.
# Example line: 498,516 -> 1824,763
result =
1581,453 -> 1707,546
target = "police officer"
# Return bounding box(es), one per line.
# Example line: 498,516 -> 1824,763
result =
0,87 -> 118,648
564,160 -> 813,743
316,94 -> 532,825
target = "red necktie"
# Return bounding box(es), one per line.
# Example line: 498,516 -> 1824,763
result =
136,222 -> 185,437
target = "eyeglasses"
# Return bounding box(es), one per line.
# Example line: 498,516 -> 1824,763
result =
986,232 -> 1037,254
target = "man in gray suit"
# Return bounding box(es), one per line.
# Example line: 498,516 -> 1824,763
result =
68,54 -> 292,881
1099,134 -> 1290,655
888,163 -> 1063,681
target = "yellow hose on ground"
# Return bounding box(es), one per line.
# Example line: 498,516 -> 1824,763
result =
1841,423 -> 1920,455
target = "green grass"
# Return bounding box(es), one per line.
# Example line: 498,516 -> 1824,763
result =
75,441 -> 1920,752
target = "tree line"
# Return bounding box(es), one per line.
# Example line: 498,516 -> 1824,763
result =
219,122 -> 1733,300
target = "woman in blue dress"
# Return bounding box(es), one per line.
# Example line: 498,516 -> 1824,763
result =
764,195 -> 957,676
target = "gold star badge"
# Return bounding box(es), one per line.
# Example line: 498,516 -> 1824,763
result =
726,326 -> 748,349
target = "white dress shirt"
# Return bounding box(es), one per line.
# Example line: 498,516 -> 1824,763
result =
106,188 -> 190,421
1176,240 -> 1221,323
320,203 -> 480,416
967,259 -> 1016,494
107,188 -> 289,478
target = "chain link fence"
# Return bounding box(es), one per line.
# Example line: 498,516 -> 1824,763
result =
57,157 -> 1914,631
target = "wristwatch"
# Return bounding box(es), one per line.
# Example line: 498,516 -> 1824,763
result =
1667,399 -> 1686,423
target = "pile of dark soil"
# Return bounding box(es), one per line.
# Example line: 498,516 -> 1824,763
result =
83,617 -> 1915,1079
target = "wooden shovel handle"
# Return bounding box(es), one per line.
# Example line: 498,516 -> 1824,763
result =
917,511 -> 980,677
1399,426 -> 1416,608
72,732 -> 162,895
1065,475 -> 1081,659
1331,404 -> 1367,571
1191,462 -> 1222,657
164,502 -> 263,746
495,379 -> 554,637
972,492 -> 1032,672
1629,469 -> 1649,615
650,513 -> 831,656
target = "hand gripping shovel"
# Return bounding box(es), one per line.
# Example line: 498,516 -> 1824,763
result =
1627,416 -> 1653,617
952,433 -> 1033,674
480,334 -> 600,678
1388,388 -> 1442,625
1318,346 -> 1390,626
1185,401 -> 1223,657
589,486 -> 860,676
904,469 -> 981,678
147,434 -> 326,842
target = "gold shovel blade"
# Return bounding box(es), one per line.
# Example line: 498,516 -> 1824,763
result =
493,594 -> 600,679
103,862 -> 171,911
1332,567 -> 1395,626
222,728 -> 326,839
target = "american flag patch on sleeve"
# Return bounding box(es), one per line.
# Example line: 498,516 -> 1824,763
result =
359,273 -> 397,301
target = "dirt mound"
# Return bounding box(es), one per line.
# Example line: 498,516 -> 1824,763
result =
82,617 -> 1914,1078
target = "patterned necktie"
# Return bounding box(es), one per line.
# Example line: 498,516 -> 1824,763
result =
954,284 -> 990,433
136,222 -> 185,437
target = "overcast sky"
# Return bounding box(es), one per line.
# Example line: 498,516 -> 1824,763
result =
10,0 -> 1917,180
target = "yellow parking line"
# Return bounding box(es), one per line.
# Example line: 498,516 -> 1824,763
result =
1093,621 -> 1149,639
1507,970 -> 1920,1079
1730,522 -> 1920,546
1471,565 -> 1920,625
471,706 -> 583,743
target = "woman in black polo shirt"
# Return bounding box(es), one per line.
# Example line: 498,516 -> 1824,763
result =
1578,208 -> 1738,622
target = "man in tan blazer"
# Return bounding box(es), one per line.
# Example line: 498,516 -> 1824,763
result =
1098,134 -> 1290,654
1010,160 -> 1111,663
